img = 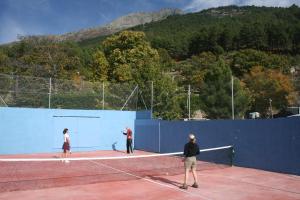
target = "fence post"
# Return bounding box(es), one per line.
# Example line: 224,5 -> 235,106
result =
151,81 -> 153,119
231,76 -> 234,120
158,120 -> 161,153
102,82 -> 105,110
49,77 -> 52,109
188,85 -> 191,120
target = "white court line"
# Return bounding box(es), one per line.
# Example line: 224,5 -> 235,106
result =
89,160 -> 213,200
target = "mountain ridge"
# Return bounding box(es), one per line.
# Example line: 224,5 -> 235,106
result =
18,8 -> 182,43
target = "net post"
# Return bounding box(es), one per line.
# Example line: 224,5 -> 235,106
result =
230,145 -> 235,166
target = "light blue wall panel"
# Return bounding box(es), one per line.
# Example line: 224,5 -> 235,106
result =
0,107 -> 140,154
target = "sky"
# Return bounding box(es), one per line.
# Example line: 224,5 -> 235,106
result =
0,0 -> 299,44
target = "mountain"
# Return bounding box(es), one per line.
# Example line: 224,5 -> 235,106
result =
18,8 -> 182,43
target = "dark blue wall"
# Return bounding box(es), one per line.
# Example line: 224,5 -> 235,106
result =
135,118 -> 300,175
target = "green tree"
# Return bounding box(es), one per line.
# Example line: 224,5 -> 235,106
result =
153,76 -> 182,120
239,23 -> 267,50
189,28 -> 224,56
266,23 -> 291,51
157,48 -> 175,71
199,60 -> 251,119
230,50 -> 291,77
177,52 -> 217,86
218,27 -> 234,51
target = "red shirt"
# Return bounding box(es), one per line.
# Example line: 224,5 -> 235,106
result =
127,129 -> 132,139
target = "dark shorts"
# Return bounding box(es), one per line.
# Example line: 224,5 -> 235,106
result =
62,142 -> 70,153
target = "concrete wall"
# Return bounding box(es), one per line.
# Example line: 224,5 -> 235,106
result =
0,107 -> 146,154
135,118 -> 300,175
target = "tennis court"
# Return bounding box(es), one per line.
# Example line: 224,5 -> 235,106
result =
0,107 -> 299,199
0,148 -> 299,200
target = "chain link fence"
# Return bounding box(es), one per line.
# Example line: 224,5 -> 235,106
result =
0,74 -> 140,111
0,73 -> 242,119
1,73 -> 296,120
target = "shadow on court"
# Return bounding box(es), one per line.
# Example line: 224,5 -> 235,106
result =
147,175 -> 182,187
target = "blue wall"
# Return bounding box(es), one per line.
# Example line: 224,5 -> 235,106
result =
0,107 -> 149,154
135,118 -> 300,175
2,107 -> 299,175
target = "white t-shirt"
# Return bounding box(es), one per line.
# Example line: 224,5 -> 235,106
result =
64,133 -> 70,143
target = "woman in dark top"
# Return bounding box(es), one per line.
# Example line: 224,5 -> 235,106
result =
180,134 -> 200,190
123,127 -> 133,154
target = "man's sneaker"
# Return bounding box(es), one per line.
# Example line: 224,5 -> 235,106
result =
192,183 -> 198,188
180,184 -> 188,190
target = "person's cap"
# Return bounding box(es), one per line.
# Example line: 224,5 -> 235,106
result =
189,134 -> 195,140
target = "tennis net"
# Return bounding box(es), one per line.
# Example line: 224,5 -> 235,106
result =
0,145 -> 233,192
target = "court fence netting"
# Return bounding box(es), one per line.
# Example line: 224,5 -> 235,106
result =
0,73 -> 252,120
0,145 -> 233,192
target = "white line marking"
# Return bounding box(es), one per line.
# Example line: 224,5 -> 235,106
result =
89,160 -> 212,200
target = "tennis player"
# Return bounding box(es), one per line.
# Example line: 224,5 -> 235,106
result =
123,127 -> 133,154
180,134 -> 200,189
62,128 -> 71,163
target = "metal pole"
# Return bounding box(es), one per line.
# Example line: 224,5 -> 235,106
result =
158,121 -> 161,153
231,76 -> 234,120
49,77 -> 52,109
151,81 -> 153,119
135,86 -> 139,110
188,85 -> 191,120
0,96 -> 8,107
121,85 -> 138,110
269,98 -> 273,118
102,82 -> 104,110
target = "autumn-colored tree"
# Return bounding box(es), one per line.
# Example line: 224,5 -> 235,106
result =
102,31 -> 160,84
101,31 -> 182,119
243,66 -> 296,117
90,50 -> 109,81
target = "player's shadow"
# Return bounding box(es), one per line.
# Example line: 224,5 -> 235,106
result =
147,175 -> 182,187
112,142 -> 125,153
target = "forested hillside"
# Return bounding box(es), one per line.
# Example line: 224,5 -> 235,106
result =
0,5 -> 299,119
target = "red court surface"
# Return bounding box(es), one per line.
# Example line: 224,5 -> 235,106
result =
0,150 -> 299,200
